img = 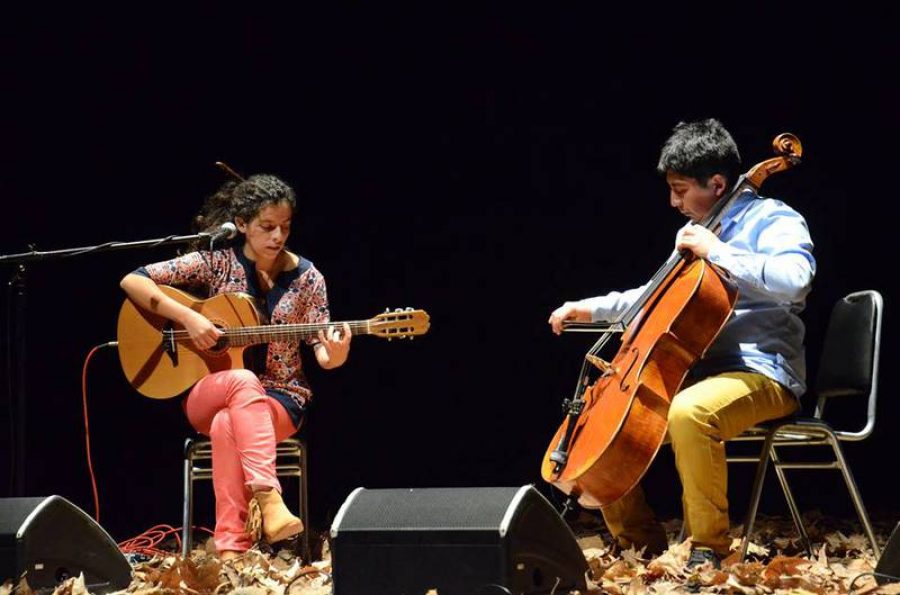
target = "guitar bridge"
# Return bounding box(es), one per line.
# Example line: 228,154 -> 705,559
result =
162,326 -> 179,366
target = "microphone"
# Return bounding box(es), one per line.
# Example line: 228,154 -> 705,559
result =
201,222 -> 238,243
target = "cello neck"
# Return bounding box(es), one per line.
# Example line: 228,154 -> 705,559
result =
613,176 -> 753,330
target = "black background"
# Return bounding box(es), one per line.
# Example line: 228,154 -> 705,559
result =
2,6 -> 899,542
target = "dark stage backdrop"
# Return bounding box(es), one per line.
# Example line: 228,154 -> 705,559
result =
2,7 -> 898,542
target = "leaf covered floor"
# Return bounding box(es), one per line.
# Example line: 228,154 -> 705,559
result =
4,513 -> 899,594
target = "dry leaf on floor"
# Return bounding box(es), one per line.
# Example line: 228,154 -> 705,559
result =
49,574 -> 89,595
74,513 -> 894,595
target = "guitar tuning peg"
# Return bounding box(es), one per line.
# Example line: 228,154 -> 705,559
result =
405,307 -> 412,311
394,308 -> 402,312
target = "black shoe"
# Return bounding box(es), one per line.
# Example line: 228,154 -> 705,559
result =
687,546 -> 721,570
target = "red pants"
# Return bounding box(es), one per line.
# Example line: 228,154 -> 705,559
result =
184,369 -> 297,552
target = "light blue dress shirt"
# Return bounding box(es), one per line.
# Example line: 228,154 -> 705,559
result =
582,191 -> 816,397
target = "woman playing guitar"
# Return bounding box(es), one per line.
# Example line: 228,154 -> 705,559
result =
120,172 -> 351,560
548,119 -> 815,568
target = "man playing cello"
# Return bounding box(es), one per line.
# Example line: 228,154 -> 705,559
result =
548,119 -> 815,567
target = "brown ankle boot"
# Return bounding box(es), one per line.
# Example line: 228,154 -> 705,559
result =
252,488 -> 304,543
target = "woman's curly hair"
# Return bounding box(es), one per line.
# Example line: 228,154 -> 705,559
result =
189,174 -> 296,251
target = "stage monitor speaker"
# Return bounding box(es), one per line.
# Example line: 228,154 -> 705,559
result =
0,496 -> 132,593
330,485 -> 588,595
876,521 -> 900,585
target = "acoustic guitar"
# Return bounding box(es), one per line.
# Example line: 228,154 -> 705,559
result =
117,285 -> 430,399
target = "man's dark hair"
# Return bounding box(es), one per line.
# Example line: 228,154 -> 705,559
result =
656,119 -> 741,187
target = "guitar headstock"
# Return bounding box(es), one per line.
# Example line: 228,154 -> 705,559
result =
370,308 -> 431,340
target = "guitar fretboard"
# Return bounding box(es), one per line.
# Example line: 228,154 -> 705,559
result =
166,320 -> 371,346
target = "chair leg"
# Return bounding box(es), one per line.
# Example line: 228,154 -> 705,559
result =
829,436 -> 880,557
740,432 -> 775,560
300,443 -> 310,562
182,448 -> 194,558
676,500 -> 689,543
770,446 -> 813,557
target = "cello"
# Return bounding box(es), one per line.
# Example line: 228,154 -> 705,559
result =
541,133 -> 803,507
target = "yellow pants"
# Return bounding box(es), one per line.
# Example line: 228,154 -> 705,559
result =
600,371 -> 799,555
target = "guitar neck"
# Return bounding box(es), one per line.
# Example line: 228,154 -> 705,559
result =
224,320 -> 372,346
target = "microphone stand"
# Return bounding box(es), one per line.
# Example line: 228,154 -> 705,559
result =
0,231 -> 225,496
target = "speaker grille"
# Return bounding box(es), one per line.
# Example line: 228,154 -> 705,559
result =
0,497 -> 48,538
0,496 -> 132,593
336,487 -> 521,531
330,486 -> 588,595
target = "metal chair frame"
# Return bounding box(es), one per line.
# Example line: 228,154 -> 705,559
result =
728,290 -> 883,560
181,436 -> 310,560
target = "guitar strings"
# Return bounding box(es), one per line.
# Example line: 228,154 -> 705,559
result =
164,322 -> 370,339
161,319 -> 424,343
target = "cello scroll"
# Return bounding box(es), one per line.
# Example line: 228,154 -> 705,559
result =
746,133 -> 802,188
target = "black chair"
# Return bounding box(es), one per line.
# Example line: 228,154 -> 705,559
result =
728,290 -> 883,559
181,436 -> 310,560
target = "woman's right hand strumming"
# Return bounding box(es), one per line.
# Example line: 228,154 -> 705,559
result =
182,310 -> 224,350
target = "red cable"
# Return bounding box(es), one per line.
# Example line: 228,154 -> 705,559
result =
82,342 -> 215,557
118,524 -> 214,557
82,342 -> 116,523
118,524 -> 182,556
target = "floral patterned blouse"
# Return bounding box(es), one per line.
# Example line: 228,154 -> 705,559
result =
136,246 -> 329,426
